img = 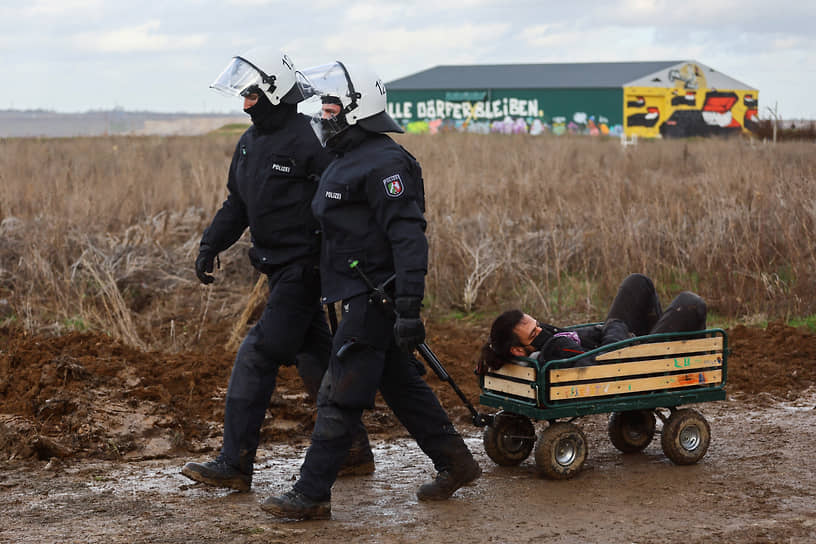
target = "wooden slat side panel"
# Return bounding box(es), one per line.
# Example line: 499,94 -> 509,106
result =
492,364 -> 537,381
549,370 -> 722,400
484,376 -> 537,399
595,337 -> 723,361
550,353 -> 723,383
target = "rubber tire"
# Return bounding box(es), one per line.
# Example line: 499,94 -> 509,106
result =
483,412 -> 536,466
660,408 -> 711,465
608,410 -> 656,453
534,422 -> 587,479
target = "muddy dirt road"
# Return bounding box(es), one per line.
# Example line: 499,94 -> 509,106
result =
1,322 -> 815,543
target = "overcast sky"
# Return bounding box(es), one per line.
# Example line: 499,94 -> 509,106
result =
2,0 -> 814,119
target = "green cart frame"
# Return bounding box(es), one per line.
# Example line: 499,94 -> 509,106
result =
478,327 -> 727,479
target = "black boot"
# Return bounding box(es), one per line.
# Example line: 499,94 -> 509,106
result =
337,431 -> 375,477
416,453 -> 481,501
260,489 -> 331,520
180,454 -> 252,492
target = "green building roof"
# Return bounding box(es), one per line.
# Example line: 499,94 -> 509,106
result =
387,61 -> 754,90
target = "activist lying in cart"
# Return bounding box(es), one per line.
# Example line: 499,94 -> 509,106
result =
477,273 -> 707,373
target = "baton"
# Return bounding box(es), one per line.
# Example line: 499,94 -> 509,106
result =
348,260 -> 490,427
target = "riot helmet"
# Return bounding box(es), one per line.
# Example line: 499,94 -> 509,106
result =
211,47 -> 304,105
297,61 -> 403,146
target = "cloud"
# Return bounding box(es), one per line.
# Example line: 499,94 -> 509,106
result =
21,0 -> 104,17
589,0 -> 816,35
71,21 -> 206,53
320,22 -> 511,78
340,0 -> 493,24
343,1 -> 405,23
1,0 -> 814,117
520,23 -> 671,62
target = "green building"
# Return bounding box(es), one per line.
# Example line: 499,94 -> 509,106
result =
386,60 -> 758,137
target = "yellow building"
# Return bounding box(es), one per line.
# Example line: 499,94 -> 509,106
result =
623,61 -> 758,138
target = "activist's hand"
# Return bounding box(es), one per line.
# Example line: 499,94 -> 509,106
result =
394,297 -> 425,352
195,247 -> 217,285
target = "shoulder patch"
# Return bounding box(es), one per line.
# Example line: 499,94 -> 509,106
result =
382,174 -> 404,198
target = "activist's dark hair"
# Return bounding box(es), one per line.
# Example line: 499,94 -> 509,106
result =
477,309 -> 525,373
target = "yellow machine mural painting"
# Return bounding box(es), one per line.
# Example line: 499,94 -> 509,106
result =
624,62 -> 759,138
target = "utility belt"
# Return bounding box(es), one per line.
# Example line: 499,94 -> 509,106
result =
249,247 -> 316,276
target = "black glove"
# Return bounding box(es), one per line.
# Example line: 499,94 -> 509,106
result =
394,297 -> 425,352
195,246 -> 217,285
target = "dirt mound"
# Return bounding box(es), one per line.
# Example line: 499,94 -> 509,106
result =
725,322 -> 816,398
1,320 -> 814,462
0,328 -> 233,460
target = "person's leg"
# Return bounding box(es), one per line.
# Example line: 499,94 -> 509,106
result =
182,265 -> 325,489
262,353 -> 380,518
378,347 -> 480,500
295,342 -> 376,476
262,295 -> 385,518
218,325 -> 280,475
650,291 -> 707,333
180,327 -> 275,492
293,340 -> 385,496
604,273 -> 663,337
259,394 -> 361,520
293,266 -> 332,401
295,286 -> 375,476
222,266 -> 326,473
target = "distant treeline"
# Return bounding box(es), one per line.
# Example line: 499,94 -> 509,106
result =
0,109 -> 244,138
754,119 -> 816,141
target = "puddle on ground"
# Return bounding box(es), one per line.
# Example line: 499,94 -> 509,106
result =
80,435 -> 485,525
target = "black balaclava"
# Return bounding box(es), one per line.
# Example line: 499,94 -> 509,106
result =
325,123 -> 369,154
244,90 -> 295,133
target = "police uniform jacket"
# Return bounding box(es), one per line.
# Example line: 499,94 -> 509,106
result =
312,131 -> 427,304
200,108 -> 332,272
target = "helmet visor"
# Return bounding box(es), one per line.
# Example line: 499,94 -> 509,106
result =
210,57 -> 264,97
296,62 -> 354,106
309,113 -> 346,147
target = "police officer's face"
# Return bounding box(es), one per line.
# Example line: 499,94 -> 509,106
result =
243,92 -> 259,110
321,103 -> 341,119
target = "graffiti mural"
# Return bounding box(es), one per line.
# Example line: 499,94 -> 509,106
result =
387,97 -> 541,123
628,106 -> 660,128
386,90 -> 625,137
743,93 -> 759,132
624,62 -> 758,138
660,91 -> 744,138
668,63 -> 706,90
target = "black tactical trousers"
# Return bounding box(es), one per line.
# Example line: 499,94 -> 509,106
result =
293,294 -> 468,501
605,273 -> 707,335
220,263 -> 331,474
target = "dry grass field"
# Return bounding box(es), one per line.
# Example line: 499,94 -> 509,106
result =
2,132 -> 816,544
1,132 -> 815,351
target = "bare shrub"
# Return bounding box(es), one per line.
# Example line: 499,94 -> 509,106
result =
410,133 -> 816,322
1,132 -> 815,350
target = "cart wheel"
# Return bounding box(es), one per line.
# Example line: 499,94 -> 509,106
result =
608,410 -> 656,453
483,412 -> 536,466
660,408 -> 711,465
534,422 -> 587,479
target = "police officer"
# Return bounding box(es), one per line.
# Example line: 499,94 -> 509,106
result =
261,62 -> 480,520
181,49 -> 373,492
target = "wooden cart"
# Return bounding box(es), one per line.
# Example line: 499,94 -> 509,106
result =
478,328 -> 727,478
